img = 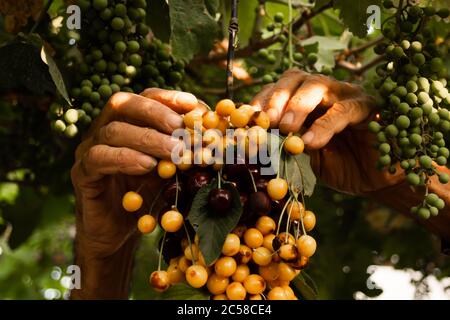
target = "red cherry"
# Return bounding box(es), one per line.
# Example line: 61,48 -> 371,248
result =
208,188 -> 232,215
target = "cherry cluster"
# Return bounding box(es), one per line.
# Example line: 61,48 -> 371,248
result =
121,99 -> 317,300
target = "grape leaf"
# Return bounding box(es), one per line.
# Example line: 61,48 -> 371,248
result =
314,0 -> 332,8
300,35 -> 348,70
188,182 -> 243,265
155,283 -> 209,300
205,0 -> 220,15
41,46 -> 71,106
333,0 -> 382,38
169,0 -> 219,61
147,0 -> 171,43
291,271 -> 319,300
280,152 -> 316,197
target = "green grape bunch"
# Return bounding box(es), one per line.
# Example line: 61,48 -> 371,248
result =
49,0 -> 185,138
369,0 -> 450,219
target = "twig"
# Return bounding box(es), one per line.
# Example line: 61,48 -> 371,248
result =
226,0 -> 239,99
336,54 -> 385,75
194,1 -> 333,64
343,36 -> 384,57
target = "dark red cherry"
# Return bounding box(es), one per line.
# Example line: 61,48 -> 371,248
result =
208,188 -> 232,215
254,178 -> 268,192
160,233 -> 183,263
248,191 -> 272,216
188,171 -> 211,195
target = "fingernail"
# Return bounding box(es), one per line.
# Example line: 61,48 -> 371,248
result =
176,92 -> 198,106
302,131 -> 314,145
137,155 -> 155,170
167,114 -> 183,129
279,111 -> 295,127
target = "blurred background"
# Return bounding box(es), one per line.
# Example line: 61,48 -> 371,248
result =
0,0 -> 449,299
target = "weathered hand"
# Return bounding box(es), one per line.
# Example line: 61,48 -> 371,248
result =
71,89 -> 201,298
251,68 -> 403,194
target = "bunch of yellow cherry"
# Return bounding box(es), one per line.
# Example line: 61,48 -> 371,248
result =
119,98 -> 317,300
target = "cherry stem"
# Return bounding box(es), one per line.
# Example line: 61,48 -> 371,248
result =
295,196 -> 307,236
248,169 -> 258,193
183,222 -> 197,265
149,187 -> 164,214
277,136 -> 288,178
174,173 -> 179,209
276,195 -> 293,235
217,170 -> 222,189
158,231 -> 167,271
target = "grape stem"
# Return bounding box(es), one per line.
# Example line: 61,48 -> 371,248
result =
277,136 -> 288,178
149,187 -> 164,215
183,222 -> 197,265
174,173 -> 179,209
276,195 -> 293,236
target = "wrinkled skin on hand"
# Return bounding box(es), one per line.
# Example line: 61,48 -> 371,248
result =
71,89 -> 203,299
251,68 -> 403,194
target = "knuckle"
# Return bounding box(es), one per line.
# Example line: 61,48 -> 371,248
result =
103,121 -> 122,141
140,128 -> 156,147
115,148 -> 129,168
108,92 -> 131,110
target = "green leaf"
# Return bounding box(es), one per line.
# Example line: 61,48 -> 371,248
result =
169,0 -> 219,61
291,271 -> 318,300
205,0 -> 220,15
300,35 -> 348,70
314,0 -> 332,9
40,46 -> 71,106
156,283 -> 209,300
188,182 -> 243,265
333,0 -> 382,38
280,152 -> 316,197
147,0 -> 171,43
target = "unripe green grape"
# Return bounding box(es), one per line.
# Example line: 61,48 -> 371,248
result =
126,65 -> 138,78
377,132 -> 387,142
430,58 -> 443,73
428,113 -> 440,126
107,62 -> 118,74
402,146 -> 417,157
278,35 -> 287,43
403,64 -> 419,76
368,121 -> 381,133
137,23 -> 149,35
435,197 -> 446,209
98,85 -> 113,99
111,74 -> 125,86
93,0 -> 108,11
53,119 -> 66,133
436,139 -> 446,147
158,61 -> 172,72
64,124 -> 78,138
379,154 -> 391,166
437,8 -> 450,19
81,86 -> 92,98
410,41 -> 422,52
379,143 -> 391,154
293,52 -> 303,61
111,52 -> 123,63
436,156 -> 447,166
382,82 -> 395,93
92,108 -> 102,118
409,126 -> 421,134
412,53 -> 425,66
434,132 -> 444,140
430,145 -> 439,153
406,81 -> 418,93
385,124 -> 399,137
100,78 -> 110,85
115,3 -> 127,17
114,41 -> 127,53
398,130 -> 408,138
274,12 -> 284,23
395,86 -> 407,97
417,77 -> 430,92
417,207 -> 430,219
111,17 -> 125,30
82,102 -> 93,114
419,155 -> 433,169
429,207 -> 439,217
438,109 -> 450,120
382,0 -> 394,8
392,46 -> 404,59
406,173 -> 420,185
421,101 -> 433,115
399,137 -> 410,147
440,120 -> 450,132
267,54 -> 276,64
409,133 -> 422,146
307,53 -> 318,65
90,92 -> 101,103
389,95 -> 401,106
397,102 -> 410,114
127,40 -> 140,53
81,79 -> 93,88
110,83 -> 121,94
408,159 -> 417,168
169,71 -> 183,84
100,8 -> 113,20
426,193 -> 439,206
396,115 -> 410,129
95,59 -> 107,72
400,160 -> 410,169
91,49 -> 103,60
438,147 -> 449,158
406,93 -> 418,105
